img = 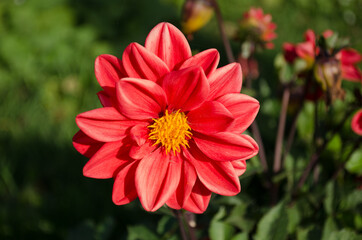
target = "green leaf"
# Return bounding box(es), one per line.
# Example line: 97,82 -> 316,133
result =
297,226 -> 321,240
321,217 -> 338,240
226,204 -> 256,233
127,225 -> 159,240
254,202 -> 289,240
287,204 -> 301,234
345,149 -> 362,175
328,229 -> 361,240
210,207 -> 235,240
297,102 -> 314,142
339,189 -> 362,211
324,181 -> 337,215
231,232 -> 249,240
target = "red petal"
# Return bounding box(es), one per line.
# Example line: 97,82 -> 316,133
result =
145,22 -> 192,70
122,42 -> 170,82
76,107 -> 145,142
339,49 -> 362,65
95,54 -> 126,94
187,101 -> 234,134
72,130 -> 103,158
207,63 -> 242,100
129,141 -> 156,160
193,132 -> 259,161
130,124 -> 148,146
304,29 -> 316,44
97,91 -> 113,107
183,179 -> 212,214
116,78 -> 167,119
351,110 -> 362,136
217,93 -> 260,133
341,64 -> 362,82
166,159 -> 197,209
163,66 -> 209,112
296,42 -> 315,60
135,149 -> 182,211
112,160 -> 139,205
184,145 -> 240,196
178,49 -> 220,77
83,141 -> 131,179
232,160 -> 247,176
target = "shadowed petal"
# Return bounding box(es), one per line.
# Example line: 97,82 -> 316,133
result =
166,159 -> 197,209
188,101 -> 234,134
116,78 -> 167,119
112,160 -> 139,205
208,63 -> 242,100
83,141 -> 132,179
72,130 -> 103,158
122,42 -> 170,81
232,160 -> 247,176
129,141 -> 156,160
183,179 -> 212,214
184,144 -> 240,196
145,22 -> 191,70
76,107 -> 146,142
179,49 -> 219,77
136,149 -> 182,211
163,66 -> 209,112
97,91 -> 113,107
193,132 -> 259,161
95,54 -> 126,94
217,93 -> 260,133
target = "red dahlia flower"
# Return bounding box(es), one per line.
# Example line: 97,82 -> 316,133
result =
73,22 -> 259,213
352,109 -> 362,136
240,7 -> 277,49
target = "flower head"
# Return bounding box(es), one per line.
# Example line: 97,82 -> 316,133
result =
352,109 -> 362,136
239,7 -> 277,49
73,22 -> 259,213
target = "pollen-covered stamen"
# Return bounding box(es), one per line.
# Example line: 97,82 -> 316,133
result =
148,110 -> 192,155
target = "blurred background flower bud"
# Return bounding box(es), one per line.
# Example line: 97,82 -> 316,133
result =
314,56 -> 345,103
181,0 -> 214,38
237,7 -> 277,50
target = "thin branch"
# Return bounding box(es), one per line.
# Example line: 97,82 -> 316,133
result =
251,122 -> 268,174
173,210 -> 188,240
210,0 -> 235,62
292,108 -> 356,197
273,86 -> 291,173
184,211 -> 197,240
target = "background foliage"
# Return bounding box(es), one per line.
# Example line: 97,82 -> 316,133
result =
0,0 -> 361,239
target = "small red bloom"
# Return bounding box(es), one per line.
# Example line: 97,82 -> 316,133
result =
351,109 -> 362,136
240,7 -> 277,49
283,29 -> 362,83
73,22 -> 259,213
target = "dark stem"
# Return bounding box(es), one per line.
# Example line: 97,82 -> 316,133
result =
313,100 -> 319,145
292,108 -> 356,197
184,211 -> 197,240
273,86 -> 291,173
173,210 -> 188,240
210,0 -> 235,63
282,76 -> 311,165
251,122 -> 268,174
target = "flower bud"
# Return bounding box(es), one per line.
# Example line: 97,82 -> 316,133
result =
181,0 -> 214,37
314,56 -> 345,103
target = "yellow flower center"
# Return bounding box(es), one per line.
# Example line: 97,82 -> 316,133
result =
148,110 -> 192,155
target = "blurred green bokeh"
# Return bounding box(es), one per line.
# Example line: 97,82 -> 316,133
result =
0,0 -> 361,239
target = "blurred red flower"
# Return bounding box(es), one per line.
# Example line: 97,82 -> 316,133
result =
240,7 -> 277,49
351,109 -> 362,136
73,22 -> 259,213
283,29 -> 362,82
